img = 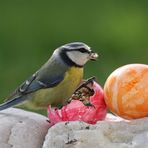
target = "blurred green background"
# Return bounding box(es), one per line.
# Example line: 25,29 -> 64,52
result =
0,1 -> 147,108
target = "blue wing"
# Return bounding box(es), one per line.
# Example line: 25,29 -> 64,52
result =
0,70 -> 65,111
19,71 -> 65,94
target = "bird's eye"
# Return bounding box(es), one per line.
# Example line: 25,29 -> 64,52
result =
78,48 -> 89,53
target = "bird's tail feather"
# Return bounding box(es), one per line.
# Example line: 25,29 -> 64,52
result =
0,95 -> 27,111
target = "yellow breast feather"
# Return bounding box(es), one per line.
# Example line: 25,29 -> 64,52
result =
26,67 -> 83,109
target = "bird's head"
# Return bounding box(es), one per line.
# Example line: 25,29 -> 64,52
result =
53,42 -> 98,67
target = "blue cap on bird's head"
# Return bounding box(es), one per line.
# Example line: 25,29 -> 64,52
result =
62,42 -> 91,51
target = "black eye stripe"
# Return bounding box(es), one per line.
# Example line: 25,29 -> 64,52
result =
78,48 -> 90,53
61,47 -> 91,53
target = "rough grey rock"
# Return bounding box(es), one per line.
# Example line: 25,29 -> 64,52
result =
0,108 -> 49,148
0,109 -> 148,148
43,114 -> 148,148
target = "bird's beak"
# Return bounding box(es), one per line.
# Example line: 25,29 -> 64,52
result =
89,52 -> 99,61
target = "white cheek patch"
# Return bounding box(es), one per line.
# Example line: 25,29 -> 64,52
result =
66,51 -> 89,66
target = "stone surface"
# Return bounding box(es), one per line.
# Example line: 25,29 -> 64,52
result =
43,114 -> 148,148
0,108 -> 49,148
0,109 -> 148,148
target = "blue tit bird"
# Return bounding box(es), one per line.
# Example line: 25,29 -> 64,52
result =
0,42 -> 98,111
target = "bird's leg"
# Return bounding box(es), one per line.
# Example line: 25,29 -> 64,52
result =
74,76 -> 96,93
68,76 -> 96,107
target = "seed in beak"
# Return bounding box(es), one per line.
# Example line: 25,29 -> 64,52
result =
89,52 -> 98,60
